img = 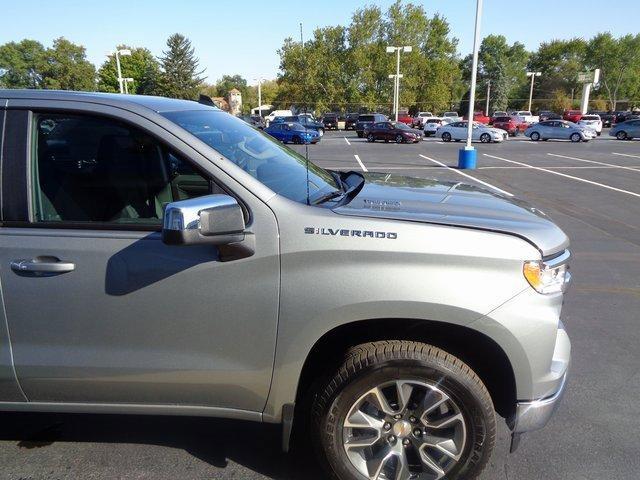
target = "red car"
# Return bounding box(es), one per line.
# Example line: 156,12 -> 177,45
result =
465,111 -> 491,124
492,116 -> 528,136
563,110 -> 583,123
396,113 -> 414,125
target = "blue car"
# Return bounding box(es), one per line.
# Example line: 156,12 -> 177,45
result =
264,122 -> 320,144
609,119 -> 640,140
272,115 -> 325,136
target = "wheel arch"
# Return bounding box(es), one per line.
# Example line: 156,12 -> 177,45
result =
294,317 -> 517,420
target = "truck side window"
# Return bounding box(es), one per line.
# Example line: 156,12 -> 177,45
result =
31,113 -> 213,227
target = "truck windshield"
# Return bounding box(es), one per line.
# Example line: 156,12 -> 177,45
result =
163,110 -> 339,204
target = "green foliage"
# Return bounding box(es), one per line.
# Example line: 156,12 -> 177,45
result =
0,39 -> 46,88
585,33 -> 640,110
461,35 -> 529,112
97,46 -> 160,95
528,38 -> 587,97
41,38 -> 96,91
276,1 -> 460,113
0,37 -> 95,91
157,33 -> 205,100
549,89 -> 572,112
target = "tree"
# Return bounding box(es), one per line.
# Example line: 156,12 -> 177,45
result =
0,39 -> 46,88
157,33 -> 205,100
276,1 -> 460,114
527,38 -> 587,98
97,46 -> 160,95
462,35 -> 529,112
586,33 -> 640,110
40,37 -> 96,91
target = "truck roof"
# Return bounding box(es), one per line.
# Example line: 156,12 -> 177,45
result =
0,89 -> 216,114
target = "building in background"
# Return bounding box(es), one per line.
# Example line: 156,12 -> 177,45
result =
228,88 -> 242,115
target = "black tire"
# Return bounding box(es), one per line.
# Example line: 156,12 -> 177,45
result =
357,132 -> 363,138
395,134 -> 404,143
313,340 -> 496,480
570,133 -> 581,143
480,133 -> 491,143
292,135 -> 302,144
616,131 -> 627,140
442,132 -> 452,142
367,133 -> 375,143
530,131 -> 540,141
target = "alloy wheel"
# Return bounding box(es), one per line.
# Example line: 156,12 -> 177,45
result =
342,380 -> 466,480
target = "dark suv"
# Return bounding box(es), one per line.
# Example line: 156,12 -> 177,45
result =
322,113 -> 340,130
344,112 -> 359,130
355,113 -> 387,138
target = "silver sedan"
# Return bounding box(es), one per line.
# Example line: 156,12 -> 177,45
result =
438,121 -> 508,143
525,120 -> 596,142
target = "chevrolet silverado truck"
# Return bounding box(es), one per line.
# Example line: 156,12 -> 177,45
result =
0,90 -> 571,480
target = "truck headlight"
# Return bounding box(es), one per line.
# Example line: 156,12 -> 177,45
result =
523,251 -> 571,294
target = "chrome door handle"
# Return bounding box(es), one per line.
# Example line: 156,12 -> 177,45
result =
11,256 -> 75,275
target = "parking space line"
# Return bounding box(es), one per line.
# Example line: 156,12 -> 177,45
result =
344,137 -> 351,146
354,154 -> 368,172
479,165 -> 640,170
612,152 -> 640,159
547,153 -> 640,172
418,154 -> 513,196
484,154 -> 640,198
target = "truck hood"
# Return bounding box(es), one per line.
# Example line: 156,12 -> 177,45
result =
333,173 -> 569,256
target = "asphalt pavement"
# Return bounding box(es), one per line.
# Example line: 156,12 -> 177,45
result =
1,129 -> 639,480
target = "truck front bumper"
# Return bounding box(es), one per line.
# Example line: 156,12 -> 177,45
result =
509,321 -> 570,435
510,371 -> 567,433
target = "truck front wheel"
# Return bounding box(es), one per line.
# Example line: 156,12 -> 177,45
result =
312,340 -> 496,480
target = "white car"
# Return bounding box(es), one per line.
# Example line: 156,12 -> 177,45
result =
442,111 -> 462,122
577,114 -> 603,135
422,117 -> 444,136
265,109 -> 293,126
438,121 -> 508,143
514,110 -> 539,124
411,111 -> 434,128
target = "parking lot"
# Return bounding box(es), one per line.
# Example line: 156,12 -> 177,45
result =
1,130 -> 639,480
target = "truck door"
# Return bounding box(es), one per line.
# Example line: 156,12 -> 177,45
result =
0,102 -> 26,402
0,105 -> 279,412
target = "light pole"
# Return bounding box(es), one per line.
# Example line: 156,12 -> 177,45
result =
113,48 -> 132,94
485,80 -> 491,117
386,46 -> 412,121
123,77 -> 134,95
253,78 -> 265,118
526,71 -> 541,112
459,0 -> 483,170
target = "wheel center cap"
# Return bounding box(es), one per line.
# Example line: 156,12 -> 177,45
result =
392,420 -> 412,438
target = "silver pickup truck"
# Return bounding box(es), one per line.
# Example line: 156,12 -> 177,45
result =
0,90 -> 571,480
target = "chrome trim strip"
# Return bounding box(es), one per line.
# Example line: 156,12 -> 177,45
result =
0,401 -> 262,421
544,249 -> 570,268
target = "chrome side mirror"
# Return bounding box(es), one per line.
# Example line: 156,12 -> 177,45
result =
162,194 -> 246,246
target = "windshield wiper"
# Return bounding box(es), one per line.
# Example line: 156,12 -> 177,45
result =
311,189 -> 345,205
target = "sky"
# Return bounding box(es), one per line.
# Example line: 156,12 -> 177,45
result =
2,0 -> 638,85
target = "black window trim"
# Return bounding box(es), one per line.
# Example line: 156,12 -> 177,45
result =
1,107 -> 250,232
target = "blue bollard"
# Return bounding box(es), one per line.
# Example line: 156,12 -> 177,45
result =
458,147 -> 477,169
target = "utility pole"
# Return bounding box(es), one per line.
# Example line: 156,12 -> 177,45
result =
112,48 -> 132,94
526,71 -> 541,112
254,78 -> 264,118
485,80 -> 491,117
386,46 -> 412,121
459,0 -> 483,170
